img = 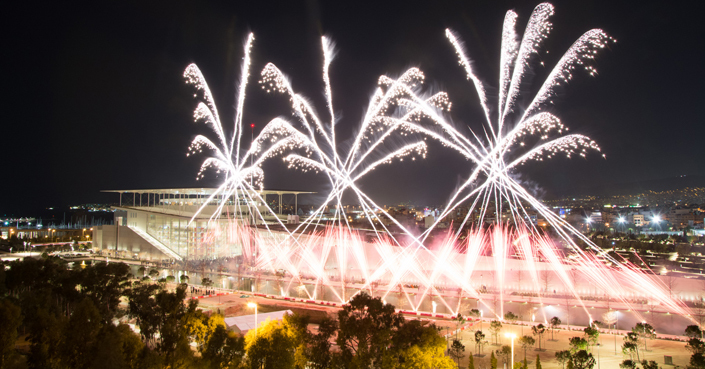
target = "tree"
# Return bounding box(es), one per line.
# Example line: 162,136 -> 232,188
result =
583,324 -> 600,352
491,351 -> 498,369
571,350 -> 595,369
603,311 -> 617,334
27,307 -> 64,369
468,351 -> 476,369
76,261 -> 132,322
183,309 -> 225,353
0,299 -> 22,368
245,318 -> 297,369
689,353 -> 705,369
306,316 -> 337,369
619,360 -> 637,369
281,313 -> 310,369
454,314 -> 467,339
394,339 -> 456,369
180,274 -> 190,284
536,354 -> 542,369
148,268 -> 159,280
569,337 -> 588,354
686,325 -> 703,339
622,332 -> 640,362
336,292 -> 404,368
550,317 -> 561,341
532,324 -> 546,350
687,338 -> 705,355
202,278 -> 214,288
556,350 -> 571,369
497,345 -> 511,366
89,323 -> 145,369
519,335 -> 535,362
127,283 -> 197,367
505,312 -> 519,324
633,322 -> 655,352
490,320 -> 503,345
692,303 -> 705,337
138,266 -> 146,277
386,319 -> 455,369
475,330 -> 487,355
59,298 -> 102,369
115,324 -> 145,369
202,325 -> 245,369
641,360 -> 659,369
126,283 -> 162,345
540,270 -> 553,292
449,339 -> 465,367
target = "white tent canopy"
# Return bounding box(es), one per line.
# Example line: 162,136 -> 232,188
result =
224,310 -> 293,334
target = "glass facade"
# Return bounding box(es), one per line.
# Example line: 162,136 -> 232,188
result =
146,214 -> 245,259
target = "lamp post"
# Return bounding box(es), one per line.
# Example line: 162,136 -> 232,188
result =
505,333 -> 516,369
614,311 -> 619,355
597,341 -> 601,369
247,302 -> 258,338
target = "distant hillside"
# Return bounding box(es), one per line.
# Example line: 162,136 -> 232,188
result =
563,174 -> 705,198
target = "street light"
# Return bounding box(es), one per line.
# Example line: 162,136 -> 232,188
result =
247,302 -> 258,338
505,333 -> 516,369
652,215 -> 661,231
614,311 -> 619,354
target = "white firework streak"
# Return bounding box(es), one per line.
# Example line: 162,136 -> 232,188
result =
419,3 -> 692,321
184,33 -> 320,264
259,41 -> 431,235
255,36 -> 495,304
180,10 -> 691,323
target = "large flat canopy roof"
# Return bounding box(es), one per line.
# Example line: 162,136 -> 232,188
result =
102,188 -> 315,195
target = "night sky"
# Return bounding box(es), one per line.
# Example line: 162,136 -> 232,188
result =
3,0 -> 704,215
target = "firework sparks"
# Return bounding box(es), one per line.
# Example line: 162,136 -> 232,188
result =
180,7 -> 691,327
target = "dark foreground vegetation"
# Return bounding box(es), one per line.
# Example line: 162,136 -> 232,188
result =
0,256 -> 455,369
